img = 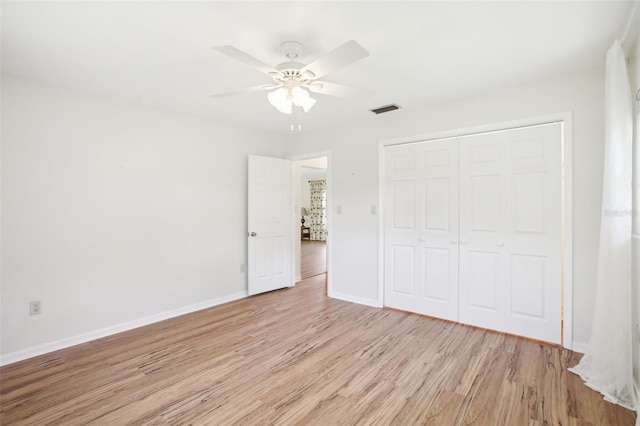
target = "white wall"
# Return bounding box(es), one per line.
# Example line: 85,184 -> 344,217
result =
287,66 -> 606,346
0,65 -> 616,361
0,75 -> 286,362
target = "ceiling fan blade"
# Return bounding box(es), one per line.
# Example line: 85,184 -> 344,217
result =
212,45 -> 279,76
306,81 -> 373,99
301,40 -> 369,79
210,84 -> 280,98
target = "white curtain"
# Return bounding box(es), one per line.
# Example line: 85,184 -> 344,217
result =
569,40 -> 637,411
309,179 -> 326,241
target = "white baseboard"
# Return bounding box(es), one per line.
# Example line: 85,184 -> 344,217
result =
571,341 -> 588,354
329,290 -> 381,308
0,291 -> 247,366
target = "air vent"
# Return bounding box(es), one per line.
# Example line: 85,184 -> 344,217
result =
370,104 -> 401,114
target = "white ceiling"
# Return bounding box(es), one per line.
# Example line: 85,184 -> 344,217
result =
1,1 -> 634,135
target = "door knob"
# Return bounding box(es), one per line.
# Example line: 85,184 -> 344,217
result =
418,237 -> 426,242
497,241 -> 504,247
460,240 -> 467,245
249,232 -> 257,237
450,240 -> 458,244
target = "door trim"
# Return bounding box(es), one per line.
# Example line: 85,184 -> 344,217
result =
378,112 -> 574,349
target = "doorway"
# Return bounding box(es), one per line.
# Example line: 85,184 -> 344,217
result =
293,155 -> 329,287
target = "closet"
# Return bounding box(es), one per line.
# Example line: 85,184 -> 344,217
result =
383,123 -> 562,344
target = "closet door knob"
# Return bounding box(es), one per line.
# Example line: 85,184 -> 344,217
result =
460,240 -> 467,245
450,240 -> 458,244
418,237 -> 426,242
497,241 -> 504,247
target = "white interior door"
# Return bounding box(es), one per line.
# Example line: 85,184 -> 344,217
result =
458,123 -> 562,343
384,139 -> 460,321
248,155 -> 292,296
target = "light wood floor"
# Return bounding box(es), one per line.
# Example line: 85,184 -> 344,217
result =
301,240 -> 326,280
1,275 -> 635,425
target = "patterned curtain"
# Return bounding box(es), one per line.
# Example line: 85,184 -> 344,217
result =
309,179 -> 327,241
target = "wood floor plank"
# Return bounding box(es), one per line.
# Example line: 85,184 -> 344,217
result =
1,273 -> 635,425
301,240 -> 326,280
422,389 -> 466,426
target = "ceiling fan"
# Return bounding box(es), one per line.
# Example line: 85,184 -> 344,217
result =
211,40 -> 371,114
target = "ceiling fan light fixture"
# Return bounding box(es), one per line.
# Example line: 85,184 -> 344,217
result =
267,87 -> 292,114
301,96 -> 316,113
267,87 -> 287,104
291,86 -> 316,112
278,102 -> 293,114
213,40 -> 371,119
291,86 -> 308,106
268,86 -> 315,114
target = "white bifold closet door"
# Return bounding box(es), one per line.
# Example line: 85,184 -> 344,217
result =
384,137 -> 460,322
458,124 -> 562,343
384,123 -> 562,344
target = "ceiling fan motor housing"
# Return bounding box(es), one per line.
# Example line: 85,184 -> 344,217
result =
271,63 -> 316,87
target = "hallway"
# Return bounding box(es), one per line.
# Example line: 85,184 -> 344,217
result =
301,240 -> 326,280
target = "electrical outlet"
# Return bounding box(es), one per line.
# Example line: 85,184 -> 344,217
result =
30,301 -> 41,315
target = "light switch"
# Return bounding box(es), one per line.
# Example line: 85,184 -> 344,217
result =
337,205 -> 342,215
370,205 -> 376,215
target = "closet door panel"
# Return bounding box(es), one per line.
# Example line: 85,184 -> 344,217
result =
392,180 -> 416,229
506,124 -> 562,343
391,245 -> 416,295
467,250 -> 500,311
385,145 -> 421,313
424,178 -> 450,230
423,247 -> 451,301
459,134 -> 508,331
458,124 -> 562,343
384,139 -> 459,321
510,254 -> 546,318
420,144 -> 459,320
469,174 -> 501,232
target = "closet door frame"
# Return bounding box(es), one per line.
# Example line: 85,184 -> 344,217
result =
377,112 -> 574,349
